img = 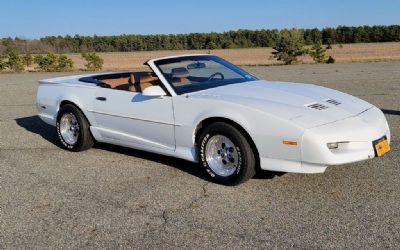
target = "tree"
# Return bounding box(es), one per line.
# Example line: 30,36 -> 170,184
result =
308,42 -> 327,63
34,53 -> 74,72
1,25 -> 400,54
81,52 -> 103,71
207,41 -> 218,50
5,50 -> 25,72
304,28 -> 322,44
22,53 -> 34,67
272,29 -> 306,65
56,54 -> 74,71
34,53 -> 58,72
0,55 -> 6,71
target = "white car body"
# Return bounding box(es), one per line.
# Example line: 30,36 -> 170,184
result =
36,54 -> 391,174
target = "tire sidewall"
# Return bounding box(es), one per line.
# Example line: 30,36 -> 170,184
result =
199,125 -> 248,184
56,106 -> 83,151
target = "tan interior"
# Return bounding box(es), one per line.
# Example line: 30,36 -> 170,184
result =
171,67 -> 190,86
101,77 -> 131,90
101,72 -> 160,92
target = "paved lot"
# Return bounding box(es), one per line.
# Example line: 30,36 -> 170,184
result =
1,62 -> 399,249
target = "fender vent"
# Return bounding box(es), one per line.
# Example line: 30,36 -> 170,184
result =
307,103 -> 329,110
325,99 -> 341,105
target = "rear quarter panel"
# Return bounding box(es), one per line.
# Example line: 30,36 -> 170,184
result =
36,83 -> 97,126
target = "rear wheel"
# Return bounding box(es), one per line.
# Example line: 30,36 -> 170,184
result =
57,104 -> 94,151
198,122 -> 256,185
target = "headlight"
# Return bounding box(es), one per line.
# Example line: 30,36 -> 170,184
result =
327,141 -> 349,150
327,142 -> 339,150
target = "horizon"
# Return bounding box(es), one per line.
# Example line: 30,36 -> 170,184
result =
1,0 -> 399,39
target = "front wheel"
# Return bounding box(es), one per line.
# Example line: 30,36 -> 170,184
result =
198,122 -> 256,185
56,104 -> 94,152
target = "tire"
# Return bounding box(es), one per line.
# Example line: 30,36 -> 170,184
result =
198,122 -> 256,185
56,104 -> 94,152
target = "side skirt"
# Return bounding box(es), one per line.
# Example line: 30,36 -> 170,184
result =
90,126 -> 198,163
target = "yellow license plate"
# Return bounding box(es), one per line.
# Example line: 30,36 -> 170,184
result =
374,138 -> 390,157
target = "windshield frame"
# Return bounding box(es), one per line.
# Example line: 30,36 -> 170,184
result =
152,55 -> 258,95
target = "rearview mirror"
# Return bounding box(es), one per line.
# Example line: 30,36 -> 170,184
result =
142,85 -> 167,97
187,62 -> 206,70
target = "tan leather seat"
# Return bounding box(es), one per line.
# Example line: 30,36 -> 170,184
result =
129,72 -> 160,92
99,72 -> 159,93
101,77 -> 130,90
171,67 -> 190,86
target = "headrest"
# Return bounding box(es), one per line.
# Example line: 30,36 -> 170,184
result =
130,72 -> 158,84
171,67 -> 190,79
140,73 -> 156,84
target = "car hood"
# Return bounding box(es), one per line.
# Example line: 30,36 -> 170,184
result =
189,80 -> 373,128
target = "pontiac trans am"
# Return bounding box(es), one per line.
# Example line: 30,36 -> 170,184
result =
36,54 -> 391,185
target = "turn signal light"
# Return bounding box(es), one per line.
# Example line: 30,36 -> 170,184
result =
283,140 -> 298,146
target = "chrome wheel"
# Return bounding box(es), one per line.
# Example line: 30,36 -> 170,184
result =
59,113 -> 79,145
205,135 -> 239,177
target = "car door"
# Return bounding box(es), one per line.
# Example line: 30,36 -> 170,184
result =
91,88 -> 175,151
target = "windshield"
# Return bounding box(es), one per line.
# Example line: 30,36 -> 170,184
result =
154,55 -> 257,94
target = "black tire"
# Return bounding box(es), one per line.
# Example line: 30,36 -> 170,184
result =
198,122 -> 256,185
56,104 -> 94,152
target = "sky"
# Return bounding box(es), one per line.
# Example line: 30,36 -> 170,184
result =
0,0 -> 399,39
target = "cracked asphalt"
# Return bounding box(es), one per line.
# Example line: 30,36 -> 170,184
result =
1,61 -> 399,249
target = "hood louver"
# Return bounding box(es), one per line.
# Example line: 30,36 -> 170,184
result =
325,99 -> 341,105
306,99 -> 341,110
307,103 -> 329,110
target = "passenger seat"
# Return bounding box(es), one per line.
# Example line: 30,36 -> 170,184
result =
129,72 -> 160,92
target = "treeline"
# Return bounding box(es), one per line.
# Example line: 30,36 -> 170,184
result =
1,25 -> 400,54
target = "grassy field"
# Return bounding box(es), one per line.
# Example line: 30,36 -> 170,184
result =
63,42 -> 400,71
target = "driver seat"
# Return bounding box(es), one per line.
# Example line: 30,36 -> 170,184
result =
171,67 -> 190,86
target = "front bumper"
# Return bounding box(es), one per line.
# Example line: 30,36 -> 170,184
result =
302,107 -> 390,166
259,107 -> 390,173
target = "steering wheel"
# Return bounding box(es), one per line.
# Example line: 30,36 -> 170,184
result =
208,72 -> 225,81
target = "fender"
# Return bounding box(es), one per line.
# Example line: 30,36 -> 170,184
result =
56,90 -> 97,127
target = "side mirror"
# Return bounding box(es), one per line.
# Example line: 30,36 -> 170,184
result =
142,85 -> 167,97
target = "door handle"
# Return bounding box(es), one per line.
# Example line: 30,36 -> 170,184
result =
96,97 -> 107,101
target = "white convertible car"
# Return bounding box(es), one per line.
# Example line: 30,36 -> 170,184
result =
36,54 -> 391,185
